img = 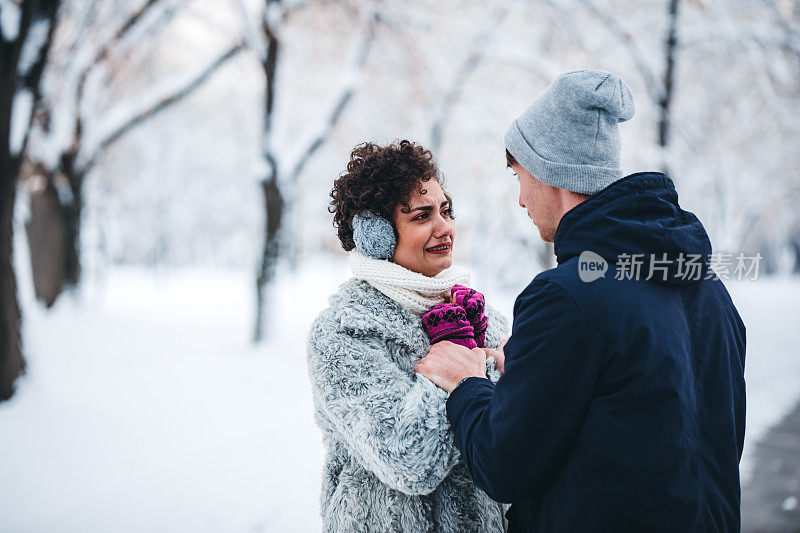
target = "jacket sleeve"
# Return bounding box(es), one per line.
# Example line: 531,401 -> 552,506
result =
445,279 -> 599,503
307,313 -> 461,496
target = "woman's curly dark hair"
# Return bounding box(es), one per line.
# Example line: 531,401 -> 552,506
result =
330,140 -> 449,251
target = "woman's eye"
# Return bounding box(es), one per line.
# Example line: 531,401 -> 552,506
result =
442,209 -> 454,218
412,213 -> 428,221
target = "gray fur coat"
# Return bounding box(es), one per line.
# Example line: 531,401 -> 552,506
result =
307,278 -> 510,532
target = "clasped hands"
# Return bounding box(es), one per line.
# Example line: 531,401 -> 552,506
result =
415,285 -> 506,393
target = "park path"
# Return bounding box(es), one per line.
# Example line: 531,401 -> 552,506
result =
742,396 -> 800,532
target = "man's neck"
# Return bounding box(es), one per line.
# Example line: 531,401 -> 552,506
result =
560,190 -> 592,218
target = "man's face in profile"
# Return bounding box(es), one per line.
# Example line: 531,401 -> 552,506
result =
510,163 -> 561,243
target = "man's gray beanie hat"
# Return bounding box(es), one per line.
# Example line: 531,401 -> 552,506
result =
504,69 -> 635,195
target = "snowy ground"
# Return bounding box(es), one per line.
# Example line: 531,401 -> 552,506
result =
0,258 -> 347,533
1,255 -> 798,532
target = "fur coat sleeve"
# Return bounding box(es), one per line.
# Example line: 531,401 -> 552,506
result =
308,316 -> 460,495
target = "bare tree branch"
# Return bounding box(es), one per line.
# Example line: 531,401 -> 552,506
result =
681,27 -> 800,55
233,0 -> 268,62
762,0 -> 800,36
285,8 -> 379,183
429,3 -> 510,153
84,0 -> 172,72
659,0 -> 680,149
78,41 -> 244,175
15,0 -> 60,158
578,0 -> 663,105
70,0 -> 180,161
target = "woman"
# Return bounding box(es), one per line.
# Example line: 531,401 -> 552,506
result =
307,140 -> 509,532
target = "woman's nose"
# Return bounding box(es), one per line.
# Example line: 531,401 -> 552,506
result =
434,213 -> 453,238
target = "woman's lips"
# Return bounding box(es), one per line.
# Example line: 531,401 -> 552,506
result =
425,243 -> 452,254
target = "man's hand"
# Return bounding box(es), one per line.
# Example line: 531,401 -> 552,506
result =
483,338 -> 508,375
414,341 -> 487,393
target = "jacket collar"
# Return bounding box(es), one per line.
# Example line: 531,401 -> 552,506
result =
331,279 -> 429,350
553,172 -> 713,285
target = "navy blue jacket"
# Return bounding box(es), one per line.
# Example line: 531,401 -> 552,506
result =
446,172 -> 746,532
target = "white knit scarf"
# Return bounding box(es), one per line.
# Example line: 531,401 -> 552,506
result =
349,251 -> 471,316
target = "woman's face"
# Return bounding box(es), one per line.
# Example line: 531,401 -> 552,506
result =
392,179 -> 455,277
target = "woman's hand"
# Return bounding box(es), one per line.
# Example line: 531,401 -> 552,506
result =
421,303 -> 477,349
451,285 -> 489,347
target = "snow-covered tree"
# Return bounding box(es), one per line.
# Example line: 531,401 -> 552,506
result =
22,0 -> 244,306
235,0 -> 381,341
1,0 -> 60,400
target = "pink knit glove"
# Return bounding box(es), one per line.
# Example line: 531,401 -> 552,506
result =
421,302 -> 478,349
451,284 -> 488,348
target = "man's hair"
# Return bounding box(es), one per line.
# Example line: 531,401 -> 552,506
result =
506,149 -> 518,169
329,140 -> 449,252
506,148 -> 594,199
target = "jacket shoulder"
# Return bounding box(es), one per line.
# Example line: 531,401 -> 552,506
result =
529,259 -> 630,335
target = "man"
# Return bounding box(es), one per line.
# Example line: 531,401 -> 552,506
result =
415,70 -> 746,532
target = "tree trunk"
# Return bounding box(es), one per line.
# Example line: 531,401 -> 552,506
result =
0,0 -> 61,400
24,174 -> 66,307
0,158 -> 24,401
790,231 -> 800,274
253,175 -> 284,343
60,155 -> 82,286
1,0 -> 38,401
252,6 -> 280,343
249,4 -> 376,341
23,155 -> 83,306
658,0 -> 680,175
